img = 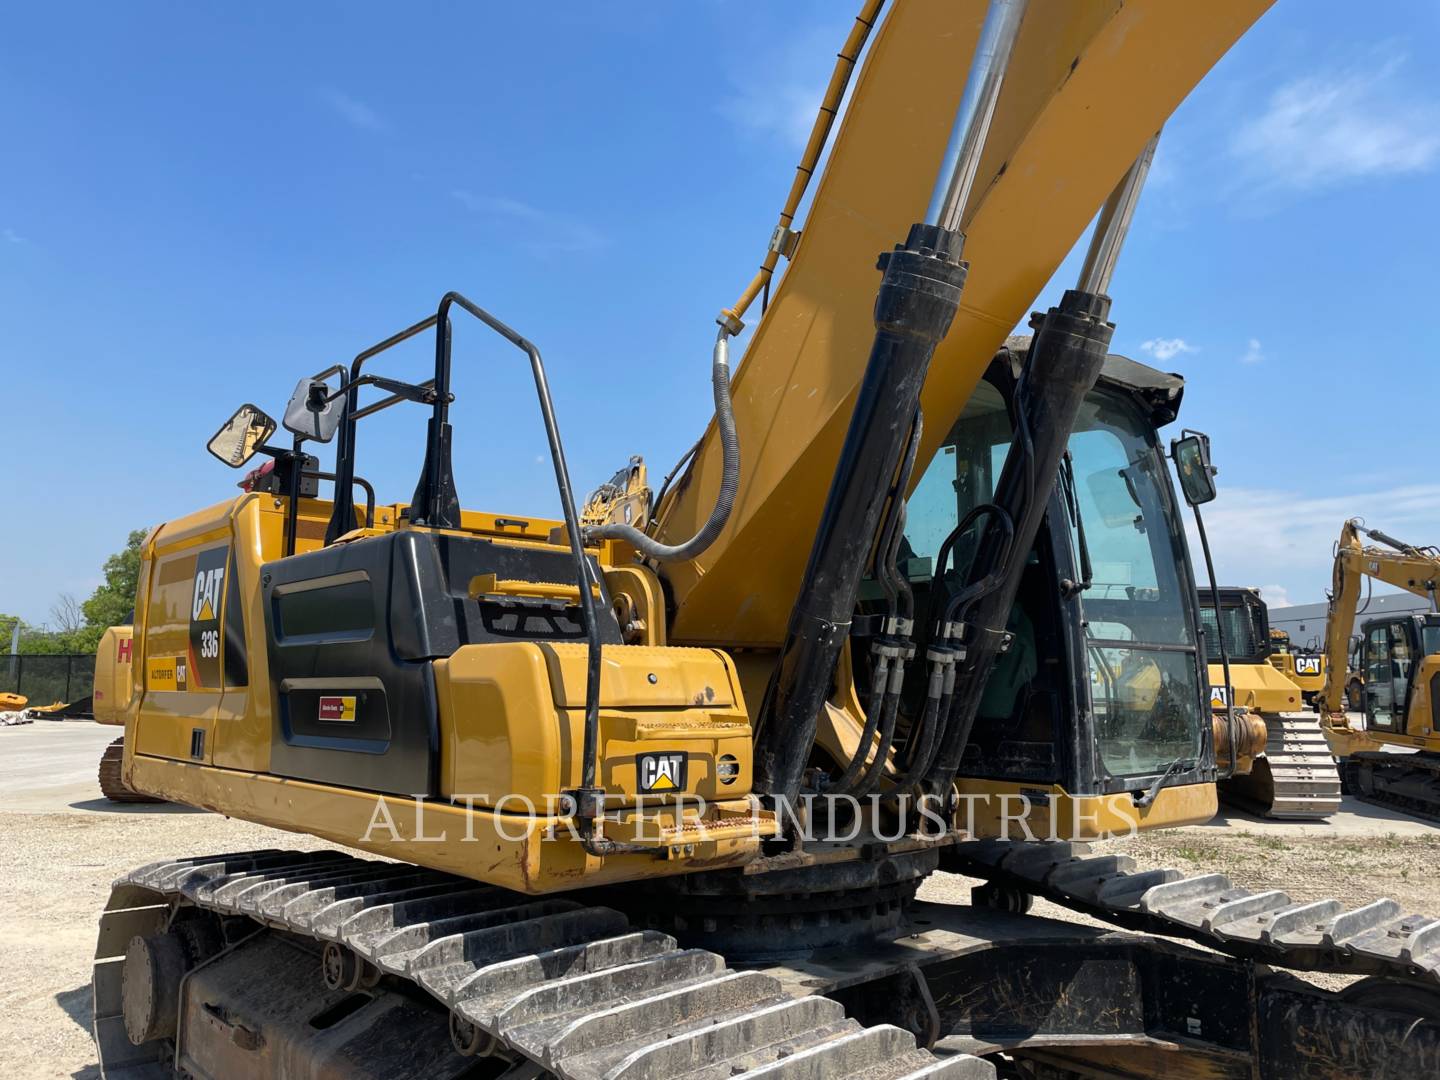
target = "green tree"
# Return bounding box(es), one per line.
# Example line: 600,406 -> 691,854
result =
3,530 -> 147,660
81,529 -> 148,632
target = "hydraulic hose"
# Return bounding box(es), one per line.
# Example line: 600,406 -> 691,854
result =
585,326 -> 739,560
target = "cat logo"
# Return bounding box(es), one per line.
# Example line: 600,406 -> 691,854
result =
637,751 -> 687,793
192,563 -> 225,622
1295,656 -> 1322,676
1209,685 -> 1230,708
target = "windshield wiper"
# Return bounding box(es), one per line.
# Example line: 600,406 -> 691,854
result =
1060,451 -> 1093,598
1134,757 -> 1196,808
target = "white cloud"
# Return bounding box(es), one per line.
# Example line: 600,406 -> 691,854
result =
1140,338 -> 1197,362
1230,55 -> 1440,192
1182,481 -> 1440,604
450,190 -> 606,255
1240,338 -> 1264,365
1259,584 -> 1291,609
318,87 -> 388,132
3,227 -> 26,245
719,79 -> 824,149
716,19 -> 857,151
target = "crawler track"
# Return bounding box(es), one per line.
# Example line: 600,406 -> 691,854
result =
93,850 -> 990,1080
946,838 -> 1440,984
1219,712 -> 1342,819
1342,751 -> 1440,825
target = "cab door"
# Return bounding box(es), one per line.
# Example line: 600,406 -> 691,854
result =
1363,621 -> 1405,734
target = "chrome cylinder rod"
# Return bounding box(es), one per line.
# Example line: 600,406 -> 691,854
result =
924,0 -> 1029,233
1076,130 -> 1161,296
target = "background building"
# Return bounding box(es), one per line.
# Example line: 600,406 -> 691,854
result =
1269,591 -> 1434,651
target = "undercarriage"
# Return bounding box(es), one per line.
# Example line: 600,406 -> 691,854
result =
95,845 -> 1440,1080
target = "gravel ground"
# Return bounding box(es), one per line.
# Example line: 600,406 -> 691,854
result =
3,722 -> 1438,1077
0,806 -> 346,1079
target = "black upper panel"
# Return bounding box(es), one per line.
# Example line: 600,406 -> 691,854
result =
261,529 -> 621,796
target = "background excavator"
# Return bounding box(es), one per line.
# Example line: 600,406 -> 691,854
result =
90,3 -> 1440,1078
93,624 -> 162,803
1267,628 -> 1327,703
1319,518 -> 1440,821
1197,586 -> 1341,819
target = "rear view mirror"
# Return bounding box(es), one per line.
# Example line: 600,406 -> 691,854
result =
283,374 -> 344,444
207,404 -> 277,468
1172,431 -> 1217,506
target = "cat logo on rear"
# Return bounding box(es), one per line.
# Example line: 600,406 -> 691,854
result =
637,751 -> 687,793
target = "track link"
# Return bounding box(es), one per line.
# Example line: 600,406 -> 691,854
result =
98,737 -> 163,804
1219,712 -> 1341,819
94,850 -> 991,1080
946,838 -> 1440,985
1343,751 -> 1440,825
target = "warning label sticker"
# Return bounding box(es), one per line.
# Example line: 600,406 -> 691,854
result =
318,695 -> 357,722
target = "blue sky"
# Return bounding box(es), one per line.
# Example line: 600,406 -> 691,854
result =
3,0 -> 1438,626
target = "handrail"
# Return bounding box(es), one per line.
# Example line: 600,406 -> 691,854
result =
310,293 -> 623,852
325,315 -> 440,545
415,292 -> 629,854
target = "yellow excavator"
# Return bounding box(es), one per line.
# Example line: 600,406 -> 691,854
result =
91,3 -> 1440,1078
1198,587 -> 1341,819
1319,518 -> 1440,820
94,624 -> 163,803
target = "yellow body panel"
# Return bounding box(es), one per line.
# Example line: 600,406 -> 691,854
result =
957,779 -> 1217,842
1269,651 -> 1325,695
92,624 -> 134,726
122,495 -> 771,889
436,642 -> 753,806
127,754 -> 766,894
1207,660 -> 1301,714
656,0 -> 1271,647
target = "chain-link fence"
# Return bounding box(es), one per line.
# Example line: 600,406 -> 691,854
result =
0,654 -> 96,705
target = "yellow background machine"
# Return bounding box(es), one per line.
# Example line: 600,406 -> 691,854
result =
1319,519 -> 1440,820
1198,587 -> 1340,818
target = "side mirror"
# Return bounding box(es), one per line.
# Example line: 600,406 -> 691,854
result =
283,375 -> 344,444
207,404 -> 277,468
1171,431 -> 1217,506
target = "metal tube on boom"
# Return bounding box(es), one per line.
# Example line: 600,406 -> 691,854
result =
925,0 -> 1029,232
754,0 -> 1029,804
1076,131 -> 1160,295
922,134 -> 1165,799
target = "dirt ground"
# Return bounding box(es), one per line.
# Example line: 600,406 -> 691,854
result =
3,721 -> 1438,1078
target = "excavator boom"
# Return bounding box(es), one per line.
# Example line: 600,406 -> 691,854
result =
1319,518 -> 1440,716
654,0 -> 1271,647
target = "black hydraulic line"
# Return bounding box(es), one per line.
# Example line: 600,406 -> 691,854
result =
1363,525 -> 1423,556
921,290 -> 1113,800
842,412 -> 924,795
753,223 -> 968,803
851,684 -> 902,796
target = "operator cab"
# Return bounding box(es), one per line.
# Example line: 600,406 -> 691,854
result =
1359,612 -> 1440,735
1197,587 -> 1271,666
856,343 -> 1212,804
